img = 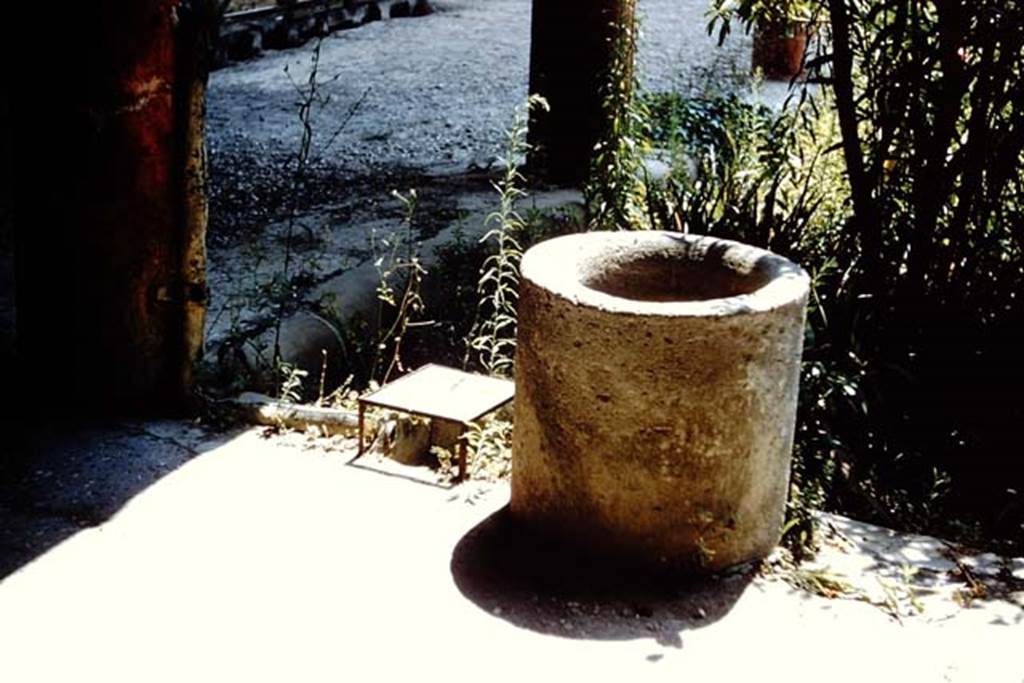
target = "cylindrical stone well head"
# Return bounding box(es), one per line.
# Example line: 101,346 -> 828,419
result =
511,231 -> 810,572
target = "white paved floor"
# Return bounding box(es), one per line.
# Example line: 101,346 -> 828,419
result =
1,426 -> 1020,682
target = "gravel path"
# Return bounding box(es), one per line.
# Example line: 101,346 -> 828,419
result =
207,0 -> 752,172
202,0 -> 757,382
1,0 -> 759,362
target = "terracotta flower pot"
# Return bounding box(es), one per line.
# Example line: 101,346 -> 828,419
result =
752,21 -> 811,81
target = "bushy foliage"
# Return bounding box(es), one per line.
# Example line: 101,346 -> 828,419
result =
627,0 -> 1024,551
806,0 -> 1024,547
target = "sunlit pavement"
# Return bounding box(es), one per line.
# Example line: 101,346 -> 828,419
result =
1,425 -> 1021,682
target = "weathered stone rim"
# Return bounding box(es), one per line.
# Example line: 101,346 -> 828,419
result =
520,231 -> 810,317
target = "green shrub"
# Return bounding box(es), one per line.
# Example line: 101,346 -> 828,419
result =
805,0 -> 1024,550
624,0 -> 1024,553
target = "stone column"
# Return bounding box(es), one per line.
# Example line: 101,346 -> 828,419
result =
12,0 -> 210,414
527,0 -> 636,185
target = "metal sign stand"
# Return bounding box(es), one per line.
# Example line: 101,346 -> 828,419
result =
356,364 -> 515,481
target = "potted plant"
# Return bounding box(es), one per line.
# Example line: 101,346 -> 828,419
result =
709,0 -> 819,81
